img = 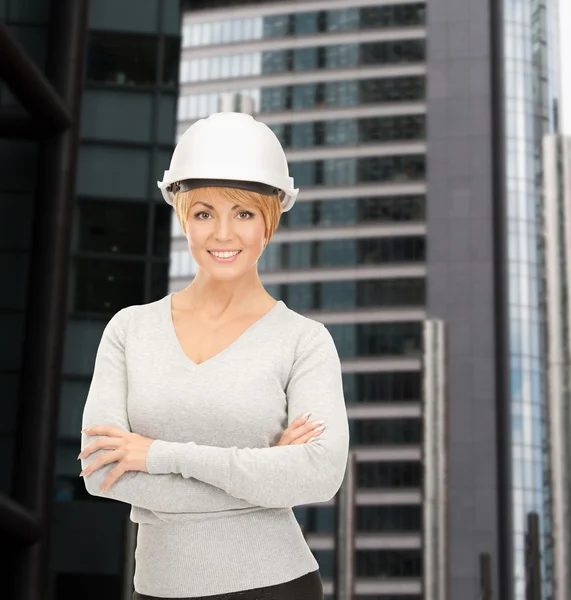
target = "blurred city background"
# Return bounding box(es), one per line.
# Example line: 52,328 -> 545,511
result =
1,0 -> 570,599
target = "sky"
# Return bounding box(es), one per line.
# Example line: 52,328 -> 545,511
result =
561,0 -> 571,134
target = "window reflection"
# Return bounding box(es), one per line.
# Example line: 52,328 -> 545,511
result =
290,155 -> 425,187
269,277 -> 425,311
179,77 -> 425,120
180,40 -> 425,83
266,277 -> 426,312
258,236 -> 425,271
181,4 -> 426,47
327,322 -> 422,358
294,11 -> 320,35
326,7 -> 360,32
263,13 -> 291,38
271,116 -> 426,149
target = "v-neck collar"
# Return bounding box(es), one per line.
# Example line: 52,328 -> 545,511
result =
164,293 -> 285,370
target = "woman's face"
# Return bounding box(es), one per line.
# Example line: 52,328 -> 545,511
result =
184,190 -> 266,280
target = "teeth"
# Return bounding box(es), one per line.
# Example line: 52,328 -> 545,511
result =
210,250 -> 240,258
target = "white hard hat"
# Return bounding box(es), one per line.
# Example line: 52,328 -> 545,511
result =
157,112 -> 298,212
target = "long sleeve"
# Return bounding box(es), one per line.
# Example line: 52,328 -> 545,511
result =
146,323 -> 350,508
80,307 -> 260,514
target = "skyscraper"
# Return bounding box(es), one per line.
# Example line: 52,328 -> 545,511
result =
173,1 -> 563,599
543,132 -> 571,600
0,1 -> 181,597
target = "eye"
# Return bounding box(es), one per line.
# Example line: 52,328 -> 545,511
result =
193,210 -> 254,220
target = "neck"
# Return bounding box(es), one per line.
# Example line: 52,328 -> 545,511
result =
181,270 -> 268,312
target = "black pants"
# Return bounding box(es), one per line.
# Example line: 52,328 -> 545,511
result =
132,569 -> 323,600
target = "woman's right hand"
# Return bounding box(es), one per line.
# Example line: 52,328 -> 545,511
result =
275,413 -> 326,446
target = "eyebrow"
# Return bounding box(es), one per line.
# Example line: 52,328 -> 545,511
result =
195,201 -> 241,210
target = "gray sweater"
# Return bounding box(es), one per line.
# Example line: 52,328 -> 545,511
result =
80,293 -> 350,597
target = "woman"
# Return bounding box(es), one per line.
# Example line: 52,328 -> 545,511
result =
78,112 -> 350,600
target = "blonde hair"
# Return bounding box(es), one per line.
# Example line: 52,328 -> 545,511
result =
172,186 -> 283,249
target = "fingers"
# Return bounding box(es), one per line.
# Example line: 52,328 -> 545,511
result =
79,437 -> 121,460
80,449 -> 120,477
288,419 -> 326,445
100,464 -> 125,493
296,417 -> 325,437
83,425 -> 129,438
276,413 -> 325,446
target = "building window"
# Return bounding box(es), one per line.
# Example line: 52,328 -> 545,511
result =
290,155 -> 425,187
360,4 -> 426,28
356,549 -> 422,577
181,4 -> 426,45
326,7 -> 360,32
153,203 -> 172,258
74,257 -> 145,313
293,47 -> 318,70
294,11 -> 320,35
182,39 -> 425,83
180,76 -> 425,120
269,278 -> 425,311
263,13 -> 292,38
358,461 -> 422,488
273,116 -> 426,149
359,76 -> 426,104
291,83 -> 320,109
357,505 -> 422,532
86,31 -> 158,86
327,322 -> 423,358
163,36 -> 181,86
261,49 -> 290,74
327,43 -> 359,69
258,236 -> 425,271
360,39 -> 425,65
353,418 -> 422,445
77,198 -> 148,256
350,371 -> 422,403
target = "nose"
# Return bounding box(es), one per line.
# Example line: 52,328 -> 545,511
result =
213,215 -> 235,241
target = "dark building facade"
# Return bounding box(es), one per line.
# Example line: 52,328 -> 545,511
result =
0,1 -> 180,599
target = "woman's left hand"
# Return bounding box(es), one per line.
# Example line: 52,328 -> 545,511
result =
79,426 -> 155,492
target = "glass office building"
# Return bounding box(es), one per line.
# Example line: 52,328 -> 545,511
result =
175,2 -> 428,599
502,1 -> 560,598
175,1 -> 564,599
543,133 -> 571,600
